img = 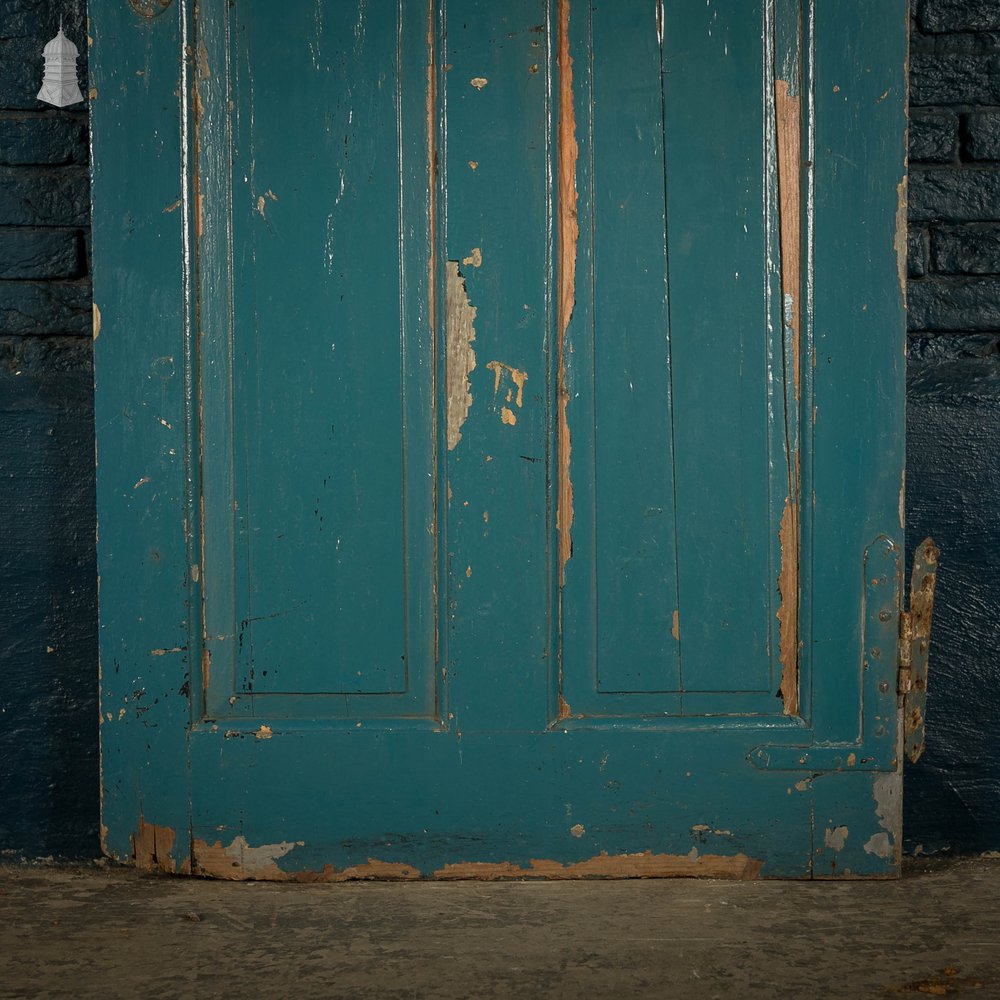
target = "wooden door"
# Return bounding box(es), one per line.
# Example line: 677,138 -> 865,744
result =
92,0 -> 910,878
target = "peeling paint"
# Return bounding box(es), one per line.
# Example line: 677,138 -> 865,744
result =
462,246 -> 483,268
823,826 -> 849,852
131,816 -> 177,874
434,850 -> 762,880
671,609 -> 680,641
894,177 -> 908,305
869,771 -> 902,862
774,76 -> 802,720
863,831 -> 892,859
500,406 -> 517,426
774,78 -> 801,403
556,0 -> 578,586
289,861 -> 422,883
899,470 -> 906,530
192,836 -> 420,882
776,497 -> 800,716
470,77 -> 488,90
92,302 -> 101,341
486,360 -> 527,408
570,823 -> 586,838
192,836 -> 303,879
445,262 -> 477,450
255,724 -> 273,740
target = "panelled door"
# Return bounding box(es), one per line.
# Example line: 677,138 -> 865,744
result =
92,0 -> 909,878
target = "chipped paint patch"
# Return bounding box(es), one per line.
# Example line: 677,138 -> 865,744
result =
869,771 -> 902,863
899,470 -> 906,530
500,406 -> 516,426
556,0 -> 578,586
131,816 -> 177,874
895,177 -> 908,305
462,246 -> 483,268
776,497 -> 800,715
255,724 -> 273,740
445,261 -> 478,450
289,861 -> 422,883
192,836 -> 303,880
671,609 -> 680,641
775,78 -> 801,403
486,360 -> 528,408
570,823 -> 586,838
470,77 -> 488,90
191,837 -> 421,882
434,850 -> 762,880
92,302 -> 101,341
823,826 -> 849,852
863,831 -> 892,859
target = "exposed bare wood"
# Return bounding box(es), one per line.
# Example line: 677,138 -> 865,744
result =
775,78 -> 801,402
131,816 -> 177,873
445,262 -> 478,450
895,177 -> 908,305
434,850 -> 763,881
774,78 -> 802,717
556,0 -> 577,586
777,496 -> 800,716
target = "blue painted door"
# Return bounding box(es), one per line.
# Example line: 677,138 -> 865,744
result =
91,1 -> 909,878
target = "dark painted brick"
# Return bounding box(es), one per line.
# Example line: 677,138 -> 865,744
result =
909,25 -> 1000,56
0,279 -> 91,335
909,276 -> 1000,330
0,114 -> 88,166
910,54 -> 1000,106
965,111 -> 1000,161
0,2 -> 87,112
906,357 -> 1000,853
909,111 -> 960,162
931,223 -> 1000,273
0,228 -> 80,279
0,336 -> 98,859
919,0 -> 1000,33
907,333 -> 1000,361
0,167 -> 89,226
909,226 -> 928,278
909,167 -> 1000,223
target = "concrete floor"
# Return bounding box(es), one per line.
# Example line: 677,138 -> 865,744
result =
1,857 -> 999,999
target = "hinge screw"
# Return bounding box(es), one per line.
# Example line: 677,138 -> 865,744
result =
878,610 -> 892,623
878,681 -> 889,693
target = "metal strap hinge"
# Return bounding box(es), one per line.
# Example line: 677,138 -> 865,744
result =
898,537 -> 940,764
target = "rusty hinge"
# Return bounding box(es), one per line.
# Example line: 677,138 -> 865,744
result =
898,537 -> 940,764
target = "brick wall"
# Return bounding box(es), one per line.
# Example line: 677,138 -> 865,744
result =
908,0 -> 1000,336
905,0 -> 1000,854
0,1 -> 99,858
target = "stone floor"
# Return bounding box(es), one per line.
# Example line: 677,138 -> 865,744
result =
1,856 -> 999,999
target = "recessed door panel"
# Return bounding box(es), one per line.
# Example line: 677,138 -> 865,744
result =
561,0 -> 792,715
200,0 -> 437,714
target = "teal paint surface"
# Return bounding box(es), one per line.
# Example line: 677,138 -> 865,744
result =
92,0 -> 909,878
